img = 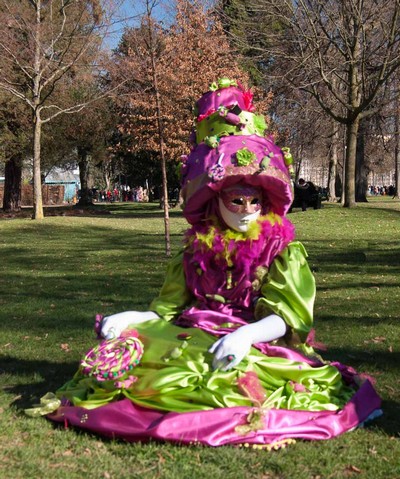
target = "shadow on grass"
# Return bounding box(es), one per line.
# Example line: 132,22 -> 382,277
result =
0,356 -> 78,409
318,346 -> 400,436
322,346 -> 400,373
101,203 -> 185,219
372,399 -> 400,437
0,222 -> 184,264
308,239 -> 400,276
1,203 -> 186,221
360,206 -> 400,217
68,203 -> 185,220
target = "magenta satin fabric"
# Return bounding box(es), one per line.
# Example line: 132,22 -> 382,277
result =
196,86 -> 254,118
48,380 -> 380,446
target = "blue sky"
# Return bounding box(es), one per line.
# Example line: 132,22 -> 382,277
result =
105,1 -> 171,50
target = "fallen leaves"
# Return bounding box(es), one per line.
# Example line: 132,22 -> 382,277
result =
371,336 -> 386,343
364,336 -> 387,344
345,464 -> 362,474
368,446 -> 377,455
385,385 -> 397,395
21,334 -> 49,341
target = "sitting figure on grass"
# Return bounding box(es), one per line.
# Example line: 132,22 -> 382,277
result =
32,80 -> 381,449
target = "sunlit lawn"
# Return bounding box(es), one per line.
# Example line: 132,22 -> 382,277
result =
0,197 -> 399,478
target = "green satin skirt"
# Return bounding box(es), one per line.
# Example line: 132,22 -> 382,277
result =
57,319 -> 354,413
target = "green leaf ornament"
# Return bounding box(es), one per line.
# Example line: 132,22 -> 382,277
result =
204,136 -> 220,148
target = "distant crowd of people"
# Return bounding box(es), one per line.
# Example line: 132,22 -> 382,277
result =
89,183 -> 397,206
368,185 -> 397,197
92,185 -> 149,203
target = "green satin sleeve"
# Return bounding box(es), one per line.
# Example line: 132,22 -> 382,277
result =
255,241 -> 315,342
149,251 -> 193,321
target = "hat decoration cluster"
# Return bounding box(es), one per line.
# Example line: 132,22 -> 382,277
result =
179,79 -> 295,223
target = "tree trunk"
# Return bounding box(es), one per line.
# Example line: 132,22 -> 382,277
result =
294,145 -> 303,182
32,0 -> 44,220
3,156 -> 22,212
327,124 -> 338,202
343,117 -> 359,208
32,113 -> 44,219
343,28 -> 361,208
394,95 -> 400,199
77,147 -> 93,206
147,3 -> 170,257
355,119 -> 368,202
103,159 -> 112,192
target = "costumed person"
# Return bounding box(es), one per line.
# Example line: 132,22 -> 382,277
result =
27,79 -> 382,449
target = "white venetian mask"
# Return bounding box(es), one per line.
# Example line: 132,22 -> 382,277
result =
218,185 -> 262,232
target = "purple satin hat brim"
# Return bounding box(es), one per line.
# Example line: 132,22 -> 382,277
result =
181,135 -> 293,225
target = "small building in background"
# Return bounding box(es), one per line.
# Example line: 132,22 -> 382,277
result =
0,168 -> 80,206
45,167 -> 80,204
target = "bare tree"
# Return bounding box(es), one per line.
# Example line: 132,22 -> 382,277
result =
222,0 -> 400,207
383,74 -> 400,198
0,0 -> 119,219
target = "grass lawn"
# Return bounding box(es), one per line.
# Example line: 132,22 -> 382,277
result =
0,197 -> 399,479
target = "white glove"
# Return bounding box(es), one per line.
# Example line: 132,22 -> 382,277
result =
208,314 -> 287,371
101,311 -> 159,340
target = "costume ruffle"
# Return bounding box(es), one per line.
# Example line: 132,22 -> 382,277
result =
48,316 -> 381,446
56,319 -> 355,412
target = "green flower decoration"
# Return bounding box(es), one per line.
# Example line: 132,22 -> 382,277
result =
236,147 -> 257,166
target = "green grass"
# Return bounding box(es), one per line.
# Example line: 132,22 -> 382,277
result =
0,198 -> 399,479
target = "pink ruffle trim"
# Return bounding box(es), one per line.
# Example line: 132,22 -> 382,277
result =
48,380 -> 381,447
